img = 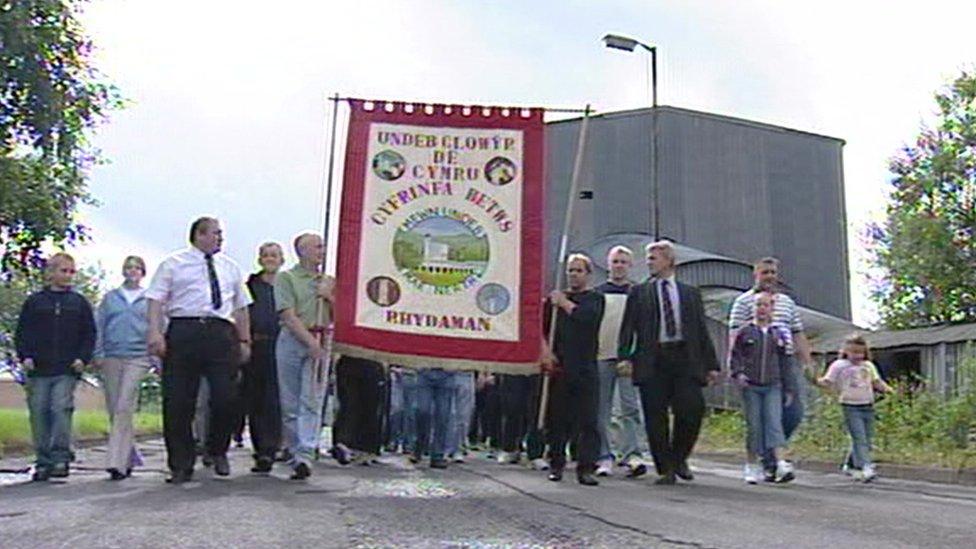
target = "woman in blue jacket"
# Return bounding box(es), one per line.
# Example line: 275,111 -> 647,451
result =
94,256 -> 153,480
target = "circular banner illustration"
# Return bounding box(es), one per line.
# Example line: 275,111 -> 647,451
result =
372,150 -> 406,181
393,213 -> 489,294
476,283 -> 511,315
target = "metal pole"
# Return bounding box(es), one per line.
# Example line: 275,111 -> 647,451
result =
650,47 -> 660,240
536,105 -> 592,430
314,93 -> 341,385
651,47 -> 658,108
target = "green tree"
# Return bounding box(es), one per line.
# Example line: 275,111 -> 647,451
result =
868,70 -> 976,328
0,0 -> 122,277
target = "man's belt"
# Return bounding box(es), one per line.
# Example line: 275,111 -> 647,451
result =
308,325 -> 328,335
171,316 -> 231,326
659,340 -> 686,349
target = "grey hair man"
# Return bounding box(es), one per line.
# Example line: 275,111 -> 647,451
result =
593,245 -> 647,479
274,232 -> 335,480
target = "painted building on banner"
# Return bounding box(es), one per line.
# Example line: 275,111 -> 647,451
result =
545,105 -> 850,320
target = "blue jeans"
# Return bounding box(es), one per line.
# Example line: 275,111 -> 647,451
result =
26,375 -> 77,468
596,359 -> 644,462
762,358 -> 804,467
742,384 -> 785,456
387,368 -> 419,451
447,371 -> 475,456
276,329 -> 329,467
413,369 -> 455,460
843,404 -> 875,469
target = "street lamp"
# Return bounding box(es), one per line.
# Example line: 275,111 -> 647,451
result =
602,33 -> 661,239
602,33 -> 657,107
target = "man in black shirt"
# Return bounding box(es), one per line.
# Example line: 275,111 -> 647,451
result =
242,242 -> 284,473
543,253 -> 604,486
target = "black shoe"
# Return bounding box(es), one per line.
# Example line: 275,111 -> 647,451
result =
654,473 -> 677,485
31,468 -> 51,482
430,458 -> 449,469
577,472 -> 599,486
201,455 -> 215,467
548,469 -> 564,482
212,455 -> 230,477
675,462 -> 694,481
251,456 -> 274,474
49,463 -> 69,478
290,462 -> 311,480
627,463 -> 648,479
107,468 -> 127,481
408,453 -> 421,464
166,470 -> 193,484
125,468 -> 133,478
330,445 -> 351,465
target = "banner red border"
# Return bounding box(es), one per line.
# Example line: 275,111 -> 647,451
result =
334,99 -> 544,366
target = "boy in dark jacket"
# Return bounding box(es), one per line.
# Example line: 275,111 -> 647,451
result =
730,291 -> 796,485
15,253 -> 97,481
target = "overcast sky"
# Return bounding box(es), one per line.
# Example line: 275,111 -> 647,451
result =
74,0 -> 976,325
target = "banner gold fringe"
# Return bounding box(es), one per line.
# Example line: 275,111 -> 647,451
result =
333,343 -> 541,375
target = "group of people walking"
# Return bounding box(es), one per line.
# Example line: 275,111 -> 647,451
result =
14,216 -> 893,486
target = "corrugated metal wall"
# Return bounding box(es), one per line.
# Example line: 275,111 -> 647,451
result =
546,107 -> 850,319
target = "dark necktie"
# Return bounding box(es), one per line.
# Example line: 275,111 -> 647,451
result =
205,253 -> 222,310
661,279 -> 677,339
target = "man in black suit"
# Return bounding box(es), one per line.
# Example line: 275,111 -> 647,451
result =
617,241 -> 720,485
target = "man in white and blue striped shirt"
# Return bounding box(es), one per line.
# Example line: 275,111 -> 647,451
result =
728,257 -> 812,480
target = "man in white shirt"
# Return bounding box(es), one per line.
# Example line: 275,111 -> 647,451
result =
146,217 -> 252,484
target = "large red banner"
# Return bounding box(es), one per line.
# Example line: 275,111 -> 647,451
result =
333,99 -> 545,373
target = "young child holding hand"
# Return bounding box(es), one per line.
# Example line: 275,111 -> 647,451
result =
818,334 -> 893,482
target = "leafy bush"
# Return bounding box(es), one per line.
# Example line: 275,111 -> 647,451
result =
702,352 -> 976,470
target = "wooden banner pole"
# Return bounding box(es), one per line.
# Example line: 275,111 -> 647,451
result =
536,105 -> 592,430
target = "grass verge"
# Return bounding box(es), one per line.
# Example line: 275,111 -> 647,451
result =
0,408 -> 162,457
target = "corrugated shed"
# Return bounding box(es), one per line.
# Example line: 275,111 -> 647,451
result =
863,323 -> 976,349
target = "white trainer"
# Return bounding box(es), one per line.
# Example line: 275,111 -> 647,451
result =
775,460 -> 795,483
743,463 -> 761,484
530,458 -> 550,471
595,459 -> 613,477
861,463 -> 877,483
496,451 -> 511,464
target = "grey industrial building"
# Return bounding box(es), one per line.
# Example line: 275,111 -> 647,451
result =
544,105 -> 850,320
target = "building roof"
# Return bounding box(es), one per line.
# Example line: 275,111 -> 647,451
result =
547,105 -> 846,145
861,322 -> 976,350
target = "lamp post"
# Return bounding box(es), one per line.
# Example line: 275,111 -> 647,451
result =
602,33 -> 660,239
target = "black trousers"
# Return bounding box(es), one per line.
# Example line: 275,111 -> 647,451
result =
546,368 -> 599,473
638,345 -> 706,475
238,337 -> 281,459
478,381 -> 502,449
333,357 -> 386,454
499,374 -> 532,452
162,318 -> 239,473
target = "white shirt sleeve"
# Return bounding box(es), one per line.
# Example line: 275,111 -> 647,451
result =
231,265 -> 252,310
144,257 -> 174,303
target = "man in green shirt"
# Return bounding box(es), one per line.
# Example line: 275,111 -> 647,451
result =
275,232 -> 334,480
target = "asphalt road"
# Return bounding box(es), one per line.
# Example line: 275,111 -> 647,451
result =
1,438 -> 974,548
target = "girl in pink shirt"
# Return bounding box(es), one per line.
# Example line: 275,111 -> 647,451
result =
818,335 -> 893,482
